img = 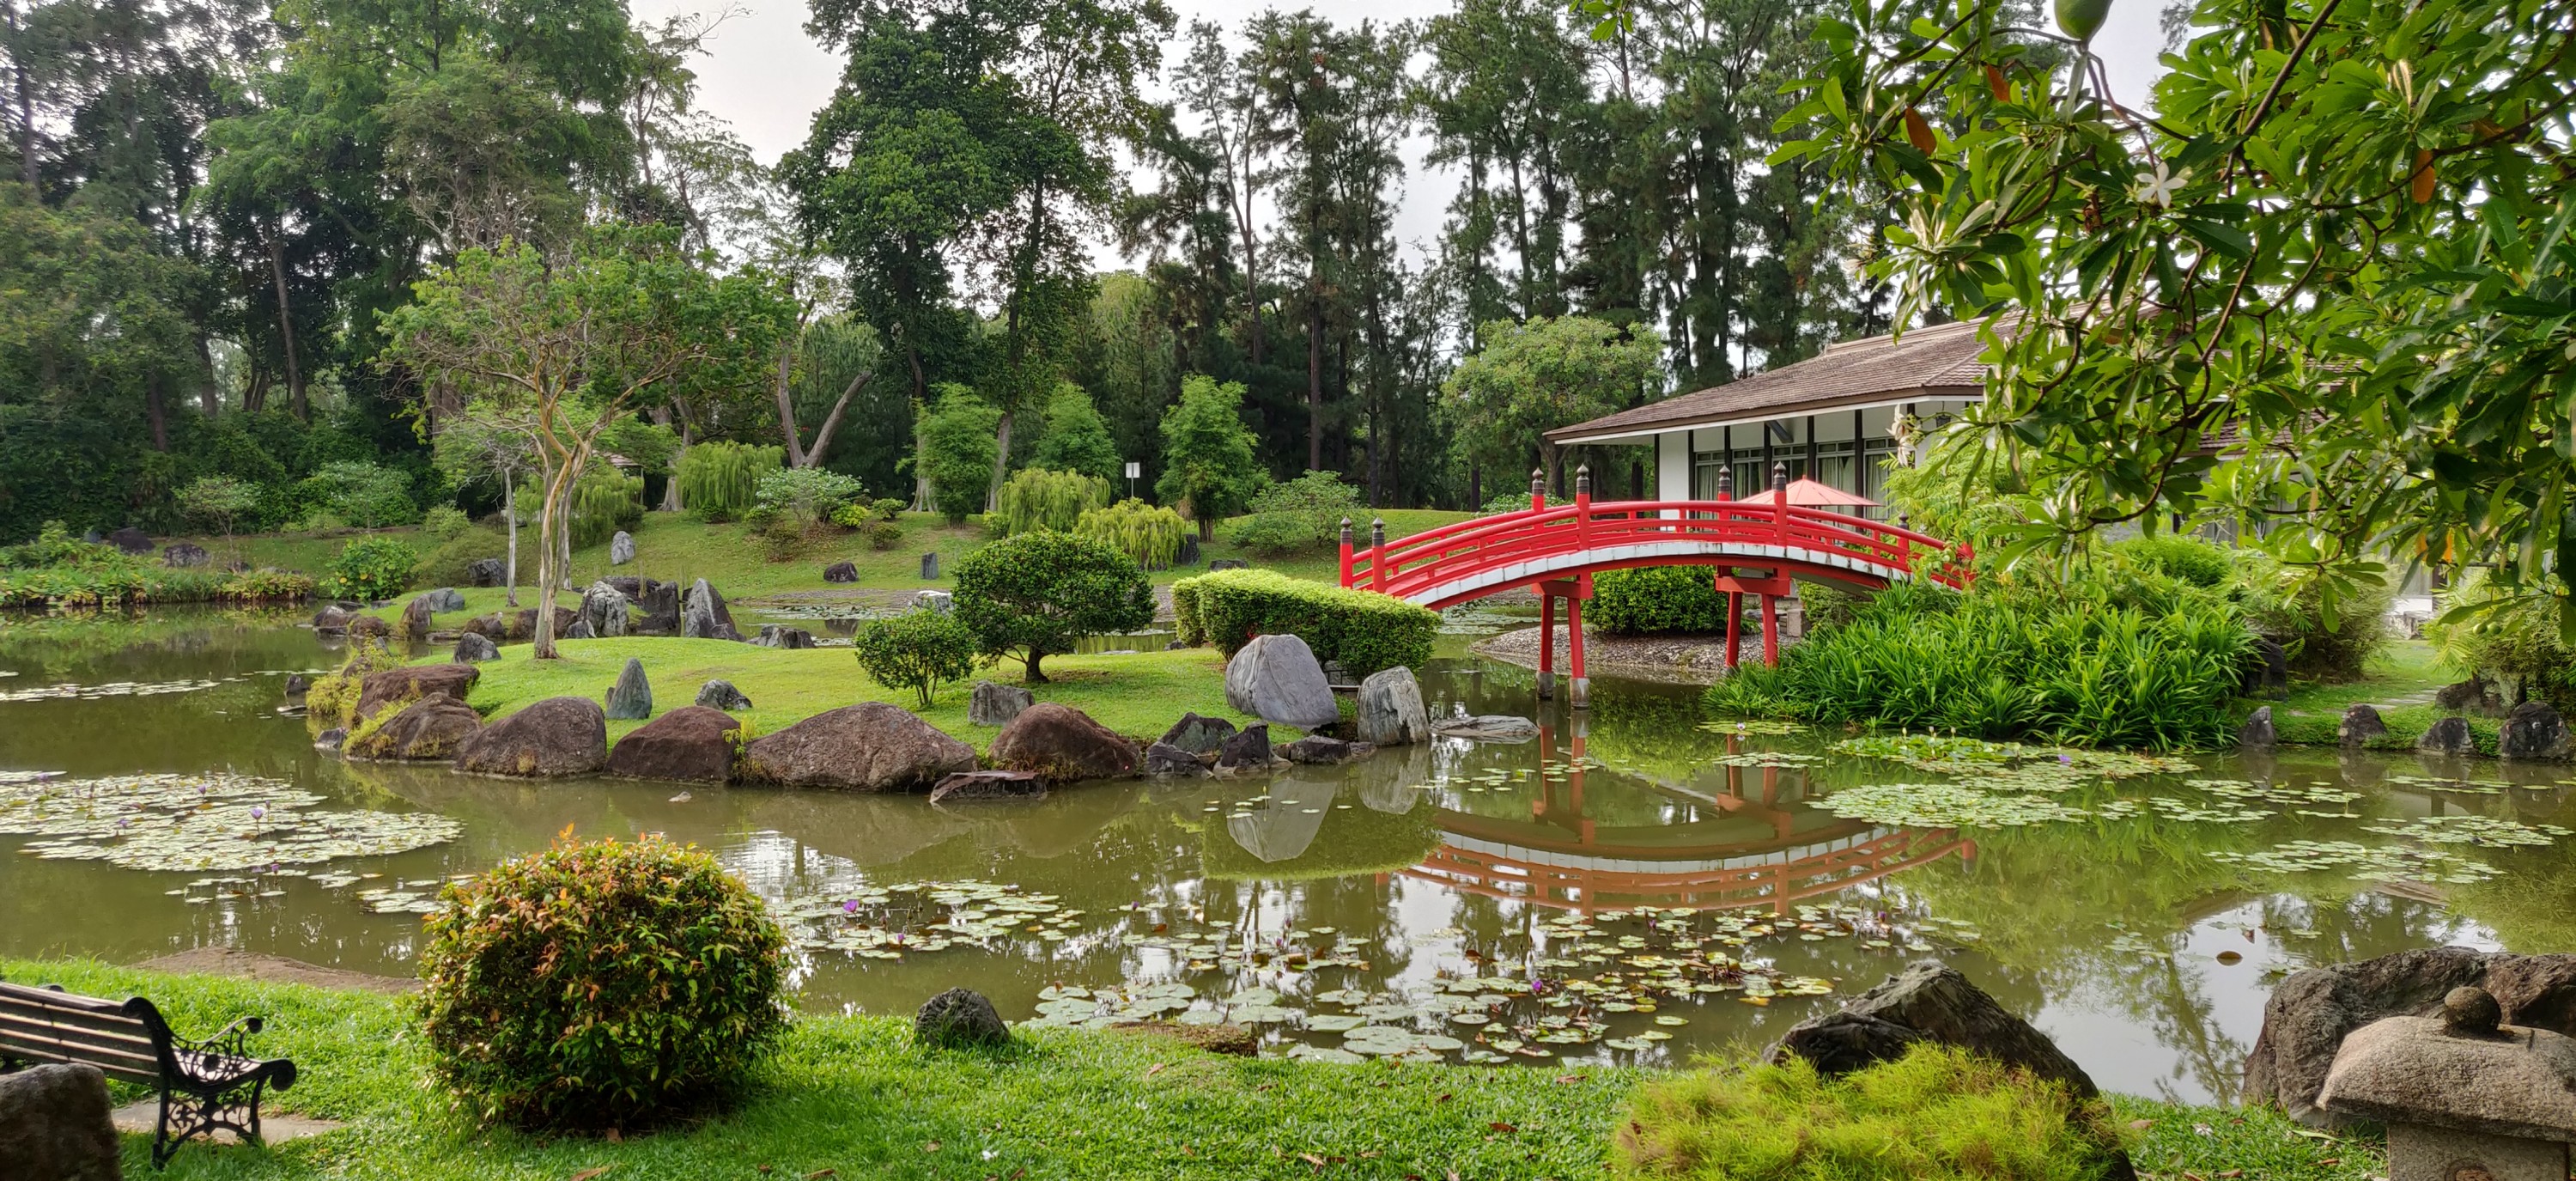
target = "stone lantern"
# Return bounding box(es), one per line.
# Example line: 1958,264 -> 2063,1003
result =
2318,986 -> 2576,1181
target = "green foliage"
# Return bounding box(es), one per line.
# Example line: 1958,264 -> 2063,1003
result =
2113,536 -> 2233,589
916,387 -> 1005,525
414,527 -> 503,587
420,503 -> 474,543
300,460 -> 419,530
1075,499 -> 1187,569
951,531 -> 1154,682
323,536 -> 420,600
597,417 -> 682,475
0,522 -> 116,570
1591,567 -> 1731,635
2428,571 -> 2576,711
1444,316 -> 1662,484
829,502 -> 907,549
1613,1044 -> 2123,1181
677,441 -> 787,523
177,477 -> 264,539
1479,490 -> 1569,515
1706,582 -> 2255,751
1030,384 -> 1123,482
1230,471 -> 1363,557
1172,569 -> 1438,678
1156,376 -> 1267,539
994,467 -> 1111,536
852,610 -> 982,707
753,466 -> 868,527
304,643 -> 404,733
0,520 -> 316,607
416,834 -> 788,1131
869,497 -> 907,521
567,471 -> 645,550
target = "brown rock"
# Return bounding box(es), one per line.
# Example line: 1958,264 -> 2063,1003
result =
605,706 -> 741,783
1771,959 -> 2099,1099
0,1062 -> 119,1181
347,613 -> 390,640
738,702 -> 975,791
353,663 -> 480,722
452,696 -> 607,776
344,693 -> 483,761
988,703 -> 1139,782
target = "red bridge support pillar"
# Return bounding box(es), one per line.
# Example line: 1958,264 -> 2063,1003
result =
1722,587 -> 1741,670
1536,591 -> 1555,701
1760,593 -> 1780,667
1568,582 -> 1589,709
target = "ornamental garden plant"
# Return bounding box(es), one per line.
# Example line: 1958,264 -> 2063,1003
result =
853,609 -> 981,707
951,530 -> 1154,683
1173,568 -> 1438,678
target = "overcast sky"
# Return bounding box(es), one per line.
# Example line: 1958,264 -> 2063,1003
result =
635,0 -> 2176,271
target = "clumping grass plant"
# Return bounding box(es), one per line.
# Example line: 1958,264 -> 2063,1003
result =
1613,1044 -> 2128,1181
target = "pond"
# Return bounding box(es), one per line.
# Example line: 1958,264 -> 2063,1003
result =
4,605 -> 2573,1102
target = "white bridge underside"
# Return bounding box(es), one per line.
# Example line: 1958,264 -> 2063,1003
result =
1393,539 -> 1913,607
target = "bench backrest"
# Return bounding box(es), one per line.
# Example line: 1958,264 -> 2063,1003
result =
0,980 -> 173,1087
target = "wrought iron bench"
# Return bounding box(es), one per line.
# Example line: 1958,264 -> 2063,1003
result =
0,978 -> 298,1168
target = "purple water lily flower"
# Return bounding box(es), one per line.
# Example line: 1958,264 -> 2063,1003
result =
2058,753 -> 2074,765
250,806 -> 265,819
843,898 -> 862,914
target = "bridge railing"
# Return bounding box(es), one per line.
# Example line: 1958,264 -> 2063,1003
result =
1340,498 -> 1971,600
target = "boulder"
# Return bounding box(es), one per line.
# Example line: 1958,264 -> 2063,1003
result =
2242,636 -> 2290,698
313,727 -> 347,752
1214,723 -> 1273,771
2500,702 -> 2572,761
928,770 -> 1048,804
695,679 -> 753,711
1223,633 -> 1340,731
635,579 -> 680,634
919,552 -> 939,580
1208,558 -> 1248,571
347,613 -> 390,640
2416,715 -> 2478,757
1356,667 -> 1431,746
605,657 -> 653,721
283,673 -> 311,697
989,703 -> 1139,782
823,561 -> 859,583
354,663 -> 480,722
914,589 -> 953,613
452,696 -> 609,776
915,987 -> 1008,1048
968,679 -> 1034,727
312,604 -> 352,632
605,706 -> 741,783
344,692 -> 483,761
683,579 -> 741,641
609,529 -> 635,565
2241,947 -> 2576,1126
2238,705 -> 2277,752
1280,735 -> 1370,765
739,702 -> 976,791
2434,677 -> 2504,715
399,595 -> 436,638
2338,703 -> 2386,747
421,587 -> 466,612
467,557 -> 507,587
581,581 -> 632,637
751,624 -> 815,649
161,541 -> 210,568
1771,959 -> 2099,1099
1144,741 -> 1212,777
0,1062 -> 119,1181
1434,715 -> 1539,742
104,526 -> 152,554
2316,987 -> 2576,1144
1158,712 -> 1236,755
453,632 -> 501,663
565,618 -> 596,641
1176,535 -> 1201,567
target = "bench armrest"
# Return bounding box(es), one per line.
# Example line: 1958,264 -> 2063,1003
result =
172,1015 -> 265,1061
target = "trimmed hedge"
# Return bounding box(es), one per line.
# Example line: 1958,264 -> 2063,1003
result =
1172,569 -> 1437,677
1589,565 -> 1733,635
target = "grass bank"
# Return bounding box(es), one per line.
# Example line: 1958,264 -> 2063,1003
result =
0,957 -> 2385,1180
2247,639 -> 2507,752
434,637 -> 1285,750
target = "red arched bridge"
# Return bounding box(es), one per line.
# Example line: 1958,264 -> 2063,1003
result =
1339,466 -> 1970,707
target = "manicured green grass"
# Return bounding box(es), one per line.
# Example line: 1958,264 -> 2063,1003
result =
3,957 -> 1637,1181
2111,1097 -> 2385,1181
2249,639 -> 2501,751
439,637 -> 1286,750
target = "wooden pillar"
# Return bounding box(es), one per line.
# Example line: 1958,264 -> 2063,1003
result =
1723,587 -> 1742,669
1568,593 -> 1589,709
1537,590 -> 1556,700
1338,517 -> 1354,587
1760,592 -> 1780,667
1370,517 -> 1387,592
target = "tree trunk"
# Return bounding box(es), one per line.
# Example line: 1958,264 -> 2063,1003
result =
145,374 -> 167,451
1307,296 -> 1323,472
264,227 -> 305,420
10,9 -> 34,190
804,369 -> 871,468
1024,648 -> 1048,684
194,335 -> 220,417
503,476 -> 520,608
658,408 -> 687,512
772,335 -> 807,466
532,472 -> 565,660
986,412 -> 1012,512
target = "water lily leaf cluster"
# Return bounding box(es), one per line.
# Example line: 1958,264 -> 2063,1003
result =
0,771 -> 461,873
0,677 -> 226,703
773,879 -> 1092,960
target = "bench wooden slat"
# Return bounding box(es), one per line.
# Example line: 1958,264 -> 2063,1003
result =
0,1012 -> 160,1055
0,982 -> 143,1019
0,1022 -> 162,1066
0,1005 -> 157,1045
0,1033 -> 163,1085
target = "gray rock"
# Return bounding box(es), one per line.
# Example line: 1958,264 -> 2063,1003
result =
2435,677 -> 2503,715
312,603 -> 351,633
1208,558 -> 1248,571
915,987 -> 1007,1048
2242,947 -> 2576,1127
2239,705 -> 2278,752
564,618 -> 596,640
609,529 -> 635,565
104,526 -> 152,554
313,727 -> 348,752
738,702 -> 977,791
1771,959 -> 2099,1099
1223,633 -> 1340,731
1158,712 -> 1236,755
751,624 -> 815,649
1214,723 -> 1273,771
2318,988 -> 2576,1142
683,578 -> 740,641
2244,636 -> 2290,697
582,580 -> 633,637
920,552 -> 939,580
605,657 -> 653,721
989,703 -> 1139,782
1145,741 -> 1212,777
161,541 -> 210,568
399,594 -> 437,639
928,770 -> 1048,804
468,557 -> 507,587
2417,715 -> 2478,757
2339,703 -> 2386,747
1356,667 -> 1431,746
1176,535 -> 1200,567
822,560 -> 858,583
968,679 -> 1033,727
914,589 -> 953,614
452,697 -> 609,777
453,632 -> 501,663
2500,702 -> 2572,761
0,1062 -> 119,1181
422,587 -> 466,612
1166,639 -> 1191,650
1433,715 -> 1539,742
1280,735 -> 1370,765
695,679 -> 753,711
283,673 -> 311,697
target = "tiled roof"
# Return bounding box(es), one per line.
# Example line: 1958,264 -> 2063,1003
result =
1547,319 -> 1999,443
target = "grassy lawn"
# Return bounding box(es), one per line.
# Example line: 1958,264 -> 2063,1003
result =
2251,638 -> 2501,751
434,638 -> 1287,750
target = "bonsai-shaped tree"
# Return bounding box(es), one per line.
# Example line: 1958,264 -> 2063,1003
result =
851,610 -> 981,707
951,531 -> 1152,683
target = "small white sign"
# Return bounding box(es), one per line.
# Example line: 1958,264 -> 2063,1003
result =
1124,461 -> 1142,479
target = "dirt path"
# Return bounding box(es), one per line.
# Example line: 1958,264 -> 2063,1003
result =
133,947 -> 417,994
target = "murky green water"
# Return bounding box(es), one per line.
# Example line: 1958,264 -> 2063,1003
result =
5,606 -> 2573,1102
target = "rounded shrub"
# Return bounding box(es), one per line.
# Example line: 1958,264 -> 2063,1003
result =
1590,566 -> 1732,635
951,530 -> 1153,682
416,833 -> 789,1131
853,609 -> 981,707
323,535 -> 418,600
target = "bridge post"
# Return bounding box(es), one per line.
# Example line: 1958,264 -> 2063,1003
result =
1760,591 -> 1780,667
1567,590 -> 1589,709
1723,587 -> 1741,670
1370,518 -> 1387,592
1530,467 -> 1546,513
1771,461 -> 1790,545
1537,590 -> 1556,700
1338,517 -> 1354,587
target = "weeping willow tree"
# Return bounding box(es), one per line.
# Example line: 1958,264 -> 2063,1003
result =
676,441 -> 785,522
568,472 -> 645,549
1075,498 -> 1187,569
993,467 -> 1109,536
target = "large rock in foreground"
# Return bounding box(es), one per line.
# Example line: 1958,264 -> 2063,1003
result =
1224,633 -> 1340,731
0,1062 -> 119,1181
1771,959 -> 2099,1099
605,706 -> 740,783
452,696 -> 608,776
2244,946 -> 2576,1126
344,693 -> 483,761
740,702 -> 975,791
2500,702 -> 2572,760
916,988 -> 1008,1048
1356,667 -> 1430,745
989,703 -> 1138,782
355,664 -> 480,722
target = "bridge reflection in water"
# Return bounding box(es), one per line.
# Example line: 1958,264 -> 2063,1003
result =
1398,718 -> 1971,916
